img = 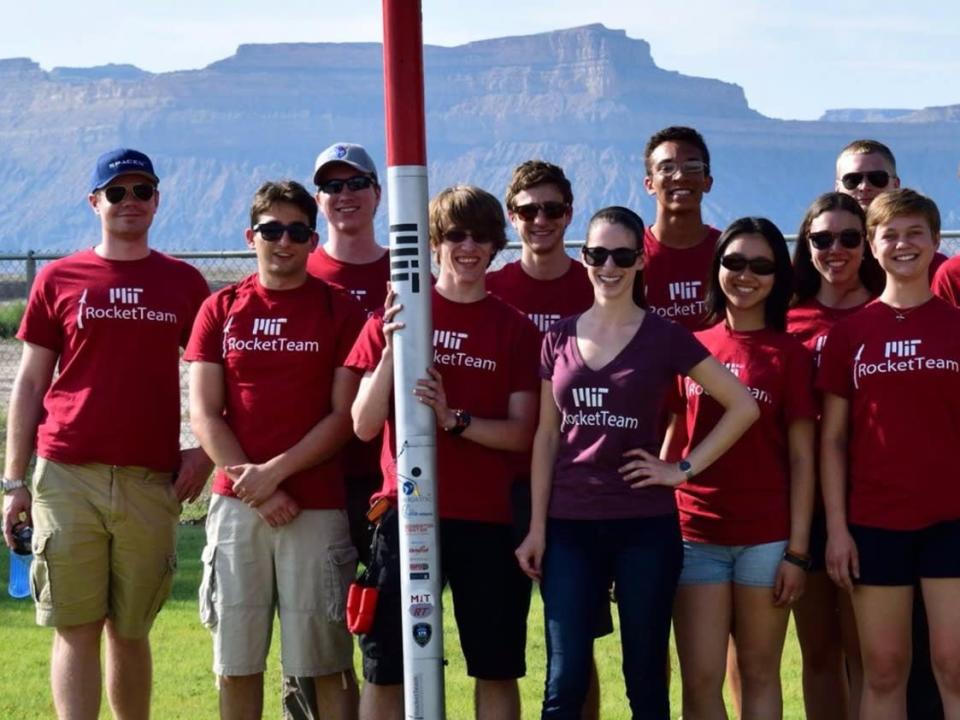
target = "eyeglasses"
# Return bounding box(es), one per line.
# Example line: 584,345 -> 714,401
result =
581,246 -> 641,268
441,230 -> 494,244
840,171 -> 890,190
512,201 -> 569,221
652,160 -> 708,178
253,221 -> 315,244
720,254 -> 777,275
808,229 -> 863,251
102,184 -> 155,203
317,175 -> 376,194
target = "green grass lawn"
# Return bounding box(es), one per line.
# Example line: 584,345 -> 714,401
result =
0,525 -> 805,718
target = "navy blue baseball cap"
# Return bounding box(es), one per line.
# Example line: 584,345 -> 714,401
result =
89,148 -> 159,192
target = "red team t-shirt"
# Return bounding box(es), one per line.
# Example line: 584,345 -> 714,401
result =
787,298 -> 869,368
307,245 -> 389,315
817,298 -> 960,530
18,249 -> 209,471
344,289 -> 540,524
307,244 -> 390,478
677,325 -> 816,545
642,226 -> 721,331
184,274 -> 364,509
932,255 -> 960,309
486,259 -> 594,335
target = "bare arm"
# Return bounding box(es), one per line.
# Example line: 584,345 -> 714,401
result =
352,295 -> 404,441
3,342 -> 57,548
188,360 -> 248,469
621,356 -> 759,487
773,417 -> 815,606
516,380 -> 559,581
821,392 -> 858,591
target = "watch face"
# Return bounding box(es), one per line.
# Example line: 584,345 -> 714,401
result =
679,460 -> 691,472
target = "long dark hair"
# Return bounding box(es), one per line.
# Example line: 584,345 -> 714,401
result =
705,217 -> 793,331
793,192 -> 884,303
584,206 -> 647,308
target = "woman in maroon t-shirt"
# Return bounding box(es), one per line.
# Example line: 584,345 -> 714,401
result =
673,217 -> 816,719
515,206 -> 758,718
788,192 -> 883,720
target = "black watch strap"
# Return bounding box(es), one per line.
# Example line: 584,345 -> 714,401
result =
783,550 -> 813,571
448,409 -> 471,436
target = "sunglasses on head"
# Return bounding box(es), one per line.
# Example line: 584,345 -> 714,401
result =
512,201 -> 569,221
808,229 -> 864,251
581,246 -> 641,268
840,171 -> 890,190
253,221 -> 315,244
720,253 -> 777,275
441,229 -> 494,244
102,184 -> 155,204
318,175 -> 375,195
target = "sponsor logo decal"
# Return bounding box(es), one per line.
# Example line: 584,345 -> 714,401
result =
412,622 -> 432,647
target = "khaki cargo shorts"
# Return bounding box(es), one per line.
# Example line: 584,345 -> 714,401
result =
30,458 -> 180,639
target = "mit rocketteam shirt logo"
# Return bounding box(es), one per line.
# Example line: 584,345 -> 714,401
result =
224,315 -> 320,353
669,281 -> 702,301
650,279 -> 706,320
853,338 -> 960,388
432,329 -> 496,371
528,313 -> 561,333
562,385 -> 638,430
686,362 -> 772,404
76,286 -> 178,329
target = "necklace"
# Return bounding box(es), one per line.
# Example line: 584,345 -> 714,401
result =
885,302 -> 923,322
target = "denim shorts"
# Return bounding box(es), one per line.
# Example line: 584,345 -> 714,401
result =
678,538 -> 788,587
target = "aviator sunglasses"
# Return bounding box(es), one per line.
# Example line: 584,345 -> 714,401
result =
840,171 -> 891,190
808,229 -> 863,251
318,176 -> 376,194
581,246 -> 641,268
720,253 -> 777,275
253,221 -> 315,244
512,201 -> 569,221
102,184 -> 155,203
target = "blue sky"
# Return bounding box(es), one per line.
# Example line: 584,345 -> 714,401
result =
5,1 -> 958,120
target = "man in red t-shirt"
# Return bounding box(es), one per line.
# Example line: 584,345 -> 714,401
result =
642,126 -> 721,331
187,181 -> 364,719
1,148 -> 211,719
286,142 -> 389,720
835,138 -> 947,281
348,185 -> 539,720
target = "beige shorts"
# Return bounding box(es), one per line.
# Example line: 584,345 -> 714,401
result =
30,458 -> 180,639
199,494 -> 357,677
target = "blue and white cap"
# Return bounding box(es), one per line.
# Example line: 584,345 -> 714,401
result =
89,148 -> 158,192
313,143 -> 378,186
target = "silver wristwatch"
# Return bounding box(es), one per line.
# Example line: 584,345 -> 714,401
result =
2,478 -> 26,494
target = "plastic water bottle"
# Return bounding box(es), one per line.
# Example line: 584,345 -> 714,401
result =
7,525 -> 32,600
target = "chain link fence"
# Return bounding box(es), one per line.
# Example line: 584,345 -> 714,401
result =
0,234 -> 958,453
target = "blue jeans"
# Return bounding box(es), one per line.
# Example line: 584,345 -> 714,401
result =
540,514 -> 683,719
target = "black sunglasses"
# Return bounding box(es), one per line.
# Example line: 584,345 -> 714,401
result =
253,221 -> 315,244
103,184 -> 155,204
512,201 -> 569,221
441,230 -> 494,244
581,246 -> 641,268
840,171 -> 890,190
318,175 -> 375,194
808,229 -> 864,251
720,253 -> 777,276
